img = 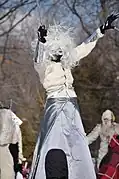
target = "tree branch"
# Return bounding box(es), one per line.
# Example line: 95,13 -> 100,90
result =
0,0 -> 35,21
0,0 -> 9,7
0,5 -> 37,37
64,0 -> 91,35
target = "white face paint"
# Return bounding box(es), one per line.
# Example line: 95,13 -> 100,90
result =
101,110 -> 113,127
103,118 -> 112,127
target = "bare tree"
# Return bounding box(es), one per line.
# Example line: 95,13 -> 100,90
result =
0,1 -> 37,37
64,0 -> 91,35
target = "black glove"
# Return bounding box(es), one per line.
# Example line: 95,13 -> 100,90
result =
37,25 -> 47,43
100,13 -> 119,34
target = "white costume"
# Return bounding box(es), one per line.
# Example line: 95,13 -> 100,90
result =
87,109 -> 119,168
29,25 -> 104,179
11,112 -> 26,163
0,109 -> 18,179
0,108 -> 25,179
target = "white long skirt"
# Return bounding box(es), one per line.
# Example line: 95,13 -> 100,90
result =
29,98 -> 96,179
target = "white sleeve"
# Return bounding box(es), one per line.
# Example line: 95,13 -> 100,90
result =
114,123 -> 119,134
87,124 -> 101,145
17,125 -> 26,163
74,28 -> 104,61
33,40 -> 44,63
10,110 -> 26,162
18,128 -> 24,163
11,111 -> 23,125
32,41 -> 46,83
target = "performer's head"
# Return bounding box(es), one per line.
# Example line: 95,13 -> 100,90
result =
101,109 -> 115,126
50,48 -> 63,63
45,149 -> 68,179
32,24 -> 78,68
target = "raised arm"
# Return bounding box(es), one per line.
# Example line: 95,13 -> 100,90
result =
87,124 -> 101,145
32,26 -> 47,83
74,13 -> 119,62
75,28 -> 103,60
33,25 -> 47,63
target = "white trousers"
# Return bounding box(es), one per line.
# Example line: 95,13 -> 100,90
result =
0,145 -> 15,179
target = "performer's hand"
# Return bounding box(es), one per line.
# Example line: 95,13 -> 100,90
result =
100,13 -> 119,34
37,25 -> 47,43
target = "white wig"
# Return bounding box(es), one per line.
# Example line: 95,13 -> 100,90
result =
31,24 -> 78,69
101,109 -> 115,123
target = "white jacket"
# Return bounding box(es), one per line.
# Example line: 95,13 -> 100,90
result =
34,28 -> 103,98
0,109 -> 19,145
87,122 -> 119,167
43,62 -> 76,98
11,111 -> 26,163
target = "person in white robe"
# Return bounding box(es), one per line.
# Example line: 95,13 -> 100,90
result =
87,109 -> 119,169
29,14 -> 119,179
0,108 -> 18,179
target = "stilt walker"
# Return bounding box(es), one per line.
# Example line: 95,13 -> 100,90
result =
29,14 -> 119,179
